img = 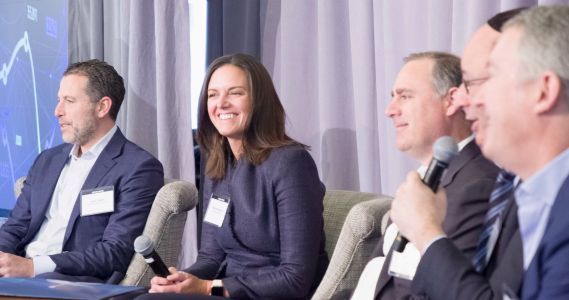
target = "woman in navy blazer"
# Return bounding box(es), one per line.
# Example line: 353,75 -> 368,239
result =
140,53 -> 328,299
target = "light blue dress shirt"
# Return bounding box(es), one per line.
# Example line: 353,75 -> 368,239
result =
515,147 -> 569,269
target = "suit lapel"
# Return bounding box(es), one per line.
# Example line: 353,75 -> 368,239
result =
62,130 -> 126,245
29,145 -> 71,236
440,140 -> 480,187
374,141 -> 481,298
522,175 -> 569,298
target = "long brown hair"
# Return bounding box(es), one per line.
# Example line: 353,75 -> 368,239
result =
197,53 -> 304,180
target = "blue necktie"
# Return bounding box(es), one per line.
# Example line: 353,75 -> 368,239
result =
472,171 -> 516,272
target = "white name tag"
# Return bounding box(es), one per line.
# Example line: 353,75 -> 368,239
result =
80,186 -> 115,216
388,238 -> 421,280
204,195 -> 230,227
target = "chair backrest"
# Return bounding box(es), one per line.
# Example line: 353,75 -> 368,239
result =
120,178 -> 198,286
313,193 -> 392,300
322,190 -> 379,255
14,176 -> 25,199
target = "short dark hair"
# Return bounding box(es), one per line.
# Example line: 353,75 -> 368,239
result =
404,51 -> 462,96
63,59 -> 125,120
197,53 -> 302,180
487,7 -> 528,32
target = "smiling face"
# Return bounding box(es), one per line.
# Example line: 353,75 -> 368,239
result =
385,58 -> 450,164
456,24 -> 500,148
55,74 -> 99,148
207,64 -> 252,155
479,27 -> 534,173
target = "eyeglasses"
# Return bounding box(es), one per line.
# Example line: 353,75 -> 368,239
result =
462,77 -> 489,94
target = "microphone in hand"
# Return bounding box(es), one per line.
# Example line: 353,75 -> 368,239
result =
134,235 -> 171,277
392,136 -> 459,252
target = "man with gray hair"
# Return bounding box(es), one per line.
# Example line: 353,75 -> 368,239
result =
478,6 -> 569,298
349,51 -> 499,299
392,5 -> 569,299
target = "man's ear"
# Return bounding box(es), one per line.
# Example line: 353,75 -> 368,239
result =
96,96 -> 113,118
445,87 -> 461,117
534,71 -> 562,114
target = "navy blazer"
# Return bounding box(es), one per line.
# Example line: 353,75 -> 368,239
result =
0,129 -> 164,281
372,140 -> 500,299
522,175 -> 569,299
188,145 -> 328,299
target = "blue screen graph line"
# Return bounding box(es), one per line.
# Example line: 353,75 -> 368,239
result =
0,0 -> 67,211
1,126 -> 14,187
1,31 -> 41,155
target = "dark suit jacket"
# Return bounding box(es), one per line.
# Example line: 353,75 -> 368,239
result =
374,140 -> 500,299
410,182 -> 523,299
187,145 -> 328,299
521,175 -> 569,299
0,129 -> 164,281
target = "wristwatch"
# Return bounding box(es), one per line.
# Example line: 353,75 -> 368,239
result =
211,279 -> 224,297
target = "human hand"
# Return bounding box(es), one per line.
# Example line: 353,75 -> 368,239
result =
149,267 -> 210,294
0,252 -> 34,277
390,171 -> 447,254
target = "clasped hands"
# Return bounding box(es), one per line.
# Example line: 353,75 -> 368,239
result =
149,267 -> 211,295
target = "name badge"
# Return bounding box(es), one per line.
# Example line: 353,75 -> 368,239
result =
80,186 -> 115,216
388,241 -> 421,280
204,194 -> 230,227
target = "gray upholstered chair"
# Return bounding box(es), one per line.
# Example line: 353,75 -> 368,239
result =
14,176 -> 25,199
121,178 -> 198,286
312,191 -> 392,300
12,176 -> 198,287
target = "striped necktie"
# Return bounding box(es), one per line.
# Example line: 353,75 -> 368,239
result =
472,171 -> 516,273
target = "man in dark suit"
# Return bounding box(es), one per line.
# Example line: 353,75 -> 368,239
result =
349,51 -> 499,299
0,59 -> 164,283
391,9 -> 527,300
392,6 -> 569,299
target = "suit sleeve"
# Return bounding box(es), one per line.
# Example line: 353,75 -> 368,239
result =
222,149 -> 326,299
0,155 -> 42,254
411,238 -> 504,300
410,158 -> 503,299
49,155 -> 164,279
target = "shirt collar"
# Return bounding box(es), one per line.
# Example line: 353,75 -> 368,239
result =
69,125 -> 118,159
457,135 -> 474,152
516,147 -> 569,208
418,135 -> 474,173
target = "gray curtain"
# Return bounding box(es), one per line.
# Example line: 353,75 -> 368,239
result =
206,0 -> 260,64
68,0 -> 197,269
260,0 -> 569,197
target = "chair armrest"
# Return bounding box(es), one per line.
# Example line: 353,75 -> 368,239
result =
312,196 -> 392,300
121,179 -> 198,286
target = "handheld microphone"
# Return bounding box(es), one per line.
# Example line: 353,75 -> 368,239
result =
392,136 -> 459,252
134,235 -> 171,277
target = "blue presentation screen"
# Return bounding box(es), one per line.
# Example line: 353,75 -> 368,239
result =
0,0 -> 68,214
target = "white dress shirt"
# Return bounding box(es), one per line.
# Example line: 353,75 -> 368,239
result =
351,136 -> 473,299
25,126 -> 117,276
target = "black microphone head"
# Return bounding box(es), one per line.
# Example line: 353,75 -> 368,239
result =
433,136 -> 459,163
134,235 -> 154,256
